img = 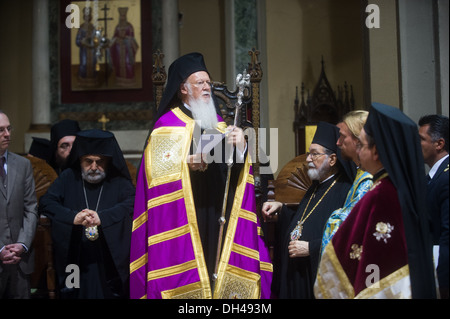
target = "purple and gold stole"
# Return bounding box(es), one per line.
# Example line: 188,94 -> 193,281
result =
130,107 -> 272,299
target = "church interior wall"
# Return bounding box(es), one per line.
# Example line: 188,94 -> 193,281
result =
0,0 -> 33,154
179,0 -> 226,83
366,0 -> 401,109
0,0 -> 447,177
265,0 -> 365,175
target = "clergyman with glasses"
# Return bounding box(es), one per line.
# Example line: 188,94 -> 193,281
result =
130,52 -> 272,299
262,121 -> 354,299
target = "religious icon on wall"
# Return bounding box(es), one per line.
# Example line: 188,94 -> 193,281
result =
70,0 -> 142,91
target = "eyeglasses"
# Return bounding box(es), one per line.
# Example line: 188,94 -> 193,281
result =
189,80 -> 212,88
306,152 -> 328,161
0,126 -> 12,136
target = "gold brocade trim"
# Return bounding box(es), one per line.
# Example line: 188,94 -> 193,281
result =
178,113 -> 212,299
213,156 -> 256,298
132,210 -> 148,232
145,107 -> 197,188
370,172 -> 389,191
347,169 -> 372,200
130,253 -> 148,274
142,108 -> 212,299
149,132 -> 184,180
145,127 -> 186,188
147,259 -> 198,281
355,264 -> 411,299
232,243 -> 259,260
257,226 -> 263,237
239,209 -> 257,223
315,243 -> 355,298
147,189 -> 184,210
215,120 -> 227,134
148,224 -> 191,246
247,174 -> 254,185
215,264 -> 260,299
260,261 -> 273,273
161,281 -> 204,299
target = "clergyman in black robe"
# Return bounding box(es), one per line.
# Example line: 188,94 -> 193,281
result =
40,129 -> 135,299
262,122 -> 354,298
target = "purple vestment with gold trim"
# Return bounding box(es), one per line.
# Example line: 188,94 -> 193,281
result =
130,107 -> 272,299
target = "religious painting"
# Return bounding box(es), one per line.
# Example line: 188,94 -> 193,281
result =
60,0 -> 152,103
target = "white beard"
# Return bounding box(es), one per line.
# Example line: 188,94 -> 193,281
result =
82,168 -> 106,184
188,94 -> 219,130
307,157 -> 330,181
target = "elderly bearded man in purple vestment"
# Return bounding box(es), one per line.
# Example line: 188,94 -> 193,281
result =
129,52 -> 272,299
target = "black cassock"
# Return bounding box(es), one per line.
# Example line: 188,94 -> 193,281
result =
39,168 -> 135,298
272,174 -> 352,299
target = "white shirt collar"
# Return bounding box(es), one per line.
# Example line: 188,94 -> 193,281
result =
320,173 -> 335,184
429,154 -> 449,179
183,103 -> 192,111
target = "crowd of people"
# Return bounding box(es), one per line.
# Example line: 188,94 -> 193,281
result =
0,52 -> 448,299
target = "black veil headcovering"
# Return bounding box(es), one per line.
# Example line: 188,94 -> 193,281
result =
364,102 -> 436,298
67,129 -> 131,181
155,52 -> 209,121
49,119 -> 80,166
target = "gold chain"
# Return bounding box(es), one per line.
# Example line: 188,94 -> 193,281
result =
290,176 -> 339,240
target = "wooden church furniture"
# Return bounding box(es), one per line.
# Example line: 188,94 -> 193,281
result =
25,156 -> 57,299
293,58 -> 355,155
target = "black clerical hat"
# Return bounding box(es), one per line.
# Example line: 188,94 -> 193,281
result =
68,129 -> 131,180
365,102 -> 436,298
311,121 -> 339,153
155,52 -> 209,121
50,119 -> 80,145
29,137 -> 51,161
311,121 -> 356,182
49,119 -> 81,167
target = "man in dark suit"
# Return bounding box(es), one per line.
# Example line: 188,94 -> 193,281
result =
419,114 -> 449,299
0,111 -> 39,298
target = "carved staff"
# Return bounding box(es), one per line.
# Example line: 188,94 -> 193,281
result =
212,71 -> 250,288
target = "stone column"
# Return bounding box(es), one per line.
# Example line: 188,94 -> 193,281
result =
162,0 -> 179,67
30,0 -> 51,131
398,0 -> 439,122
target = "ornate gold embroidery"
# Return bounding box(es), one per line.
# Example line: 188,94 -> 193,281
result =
217,271 -> 258,299
349,244 -> 363,261
373,222 -> 394,243
162,282 -> 205,299
151,133 -> 184,179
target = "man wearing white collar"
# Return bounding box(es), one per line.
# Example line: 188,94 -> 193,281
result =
419,114 -> 449,299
